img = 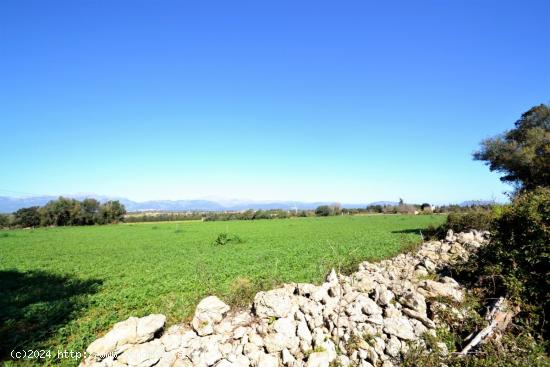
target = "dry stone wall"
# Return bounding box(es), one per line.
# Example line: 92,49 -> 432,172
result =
80,230 -> 488,367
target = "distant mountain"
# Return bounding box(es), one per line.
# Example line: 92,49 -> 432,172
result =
0,196 -> 58,213
363,201 -> 399,207
0,195 -> 390,213
458,200 -> 495,207
0,195 -> 493,214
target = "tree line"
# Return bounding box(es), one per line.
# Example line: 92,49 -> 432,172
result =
0,197 -> 126,228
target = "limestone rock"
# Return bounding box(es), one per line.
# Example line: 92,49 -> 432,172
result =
383,317 -> 416,341
306,351 -> 330,367
254,288 -> 292,318
86,317 -> 138,357
117,342 -> 163,367
257,353 -> 279,367
399,291 -> 427,315
136,314 -> 167,343
420,280 -> 464,303
192,296 -> 230,336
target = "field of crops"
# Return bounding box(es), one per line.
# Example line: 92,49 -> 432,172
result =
0,214 -> 444,365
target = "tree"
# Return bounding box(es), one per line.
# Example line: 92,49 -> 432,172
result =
13,206 -> 41,227
99,200 -> 126,224
315,205 -> 331,216
473,104 -> 550,191
0,213 -> 12,228
79,198 -> 100,225
330,203 -> 342,215
40,197 -> 78,226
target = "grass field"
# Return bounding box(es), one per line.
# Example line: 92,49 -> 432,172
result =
0,214 -> 445,365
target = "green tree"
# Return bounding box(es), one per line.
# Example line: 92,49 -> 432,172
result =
13,206 -> 41,227
473,104 -> 550,191
40,197 -> 78,226
99,200 -> 126,224
79,198 -> 100,225
315,205 -> 331,216
0,213 -> 12,228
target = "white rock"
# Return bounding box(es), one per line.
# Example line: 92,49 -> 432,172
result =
297,319 -> 312,343
136,314 -> 167,343
172,358 -> 194,367
160,334 -> 182,351
305,351 -> 329,367
377,288 -> 394,306
156,351 -> 177,367
399,291 -> 427,315
359,296 -> 382,315
257,353 -> 279,367
117,342 -> 163,367
281,348 -> 295,365
254,288 -> 292,318
273,317 -> 296,338
383,317 -> 416,341
86,317 -> 138,357
192,296 -> 231,336
420,280 -> 464,302
385,336 -> 401,358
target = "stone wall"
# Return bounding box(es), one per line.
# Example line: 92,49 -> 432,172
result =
80,230 -> 488,367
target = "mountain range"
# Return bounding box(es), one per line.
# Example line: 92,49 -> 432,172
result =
0,195 -> 497,214
0,195 -> 405,213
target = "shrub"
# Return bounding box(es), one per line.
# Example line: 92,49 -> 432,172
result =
424,210 -> 495,240
225,277 -> 256,307
315,205 -> 331,216
212,232 -> 243,246
13,206 -> 41,228
0,214 -> 11,228
471,188 -> 550,338
444,211 -> 495,232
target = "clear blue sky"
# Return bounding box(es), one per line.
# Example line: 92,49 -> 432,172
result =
1,1 -> 548,204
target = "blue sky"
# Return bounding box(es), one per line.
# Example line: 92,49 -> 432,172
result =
1,1 -> 548,204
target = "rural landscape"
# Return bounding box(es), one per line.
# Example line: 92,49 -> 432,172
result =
1,1 -> 548,366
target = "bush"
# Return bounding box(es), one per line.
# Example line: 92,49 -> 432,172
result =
212,232 -> 243,246
225,277 -> 257,307
13,206 -> 41,228
445,210 -> 495,233
0,214 -> 11,228
471,188 -> 550,338
315,205 -> 331,216
424,210 -> 495,239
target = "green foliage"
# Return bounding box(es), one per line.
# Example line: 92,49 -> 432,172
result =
10,197 -> 126,229
203,209 -> 292,222
98,200 -> 126,224
212,232 -> 243,246
40,197 -> 80,226
474,103 -> 550,190
0,213 -> 11,228
225,277 -> 257,307
0,215 -> 444,365
315,205 -> 331,216
425,209 -> 495,239
79,198 -> 101,225
13,206 -> 41,228
445,211 -> 495,232
469,188 -> 550,338
315,204 -> 342,216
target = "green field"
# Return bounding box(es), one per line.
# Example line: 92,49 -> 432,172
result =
0,215 -> 444,365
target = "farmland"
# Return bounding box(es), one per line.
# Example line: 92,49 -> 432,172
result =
0,214 -> 444,365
